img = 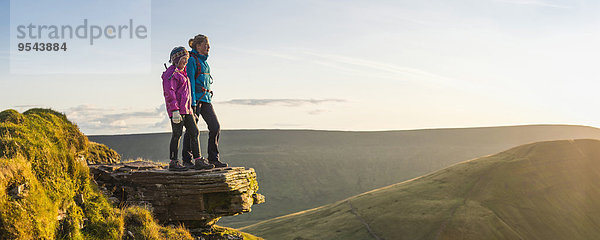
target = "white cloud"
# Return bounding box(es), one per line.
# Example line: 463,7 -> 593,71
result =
495,0 -> 575,8
308,109 -> 327,115
63,104 -> 168,135
227,47 -> 469,88
59,99 -> 344,134
218,98 -> 345,107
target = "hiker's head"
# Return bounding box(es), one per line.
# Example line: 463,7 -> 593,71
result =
189,34 -> 210,55
176,55 -> 189,70
170,46 -> 189,69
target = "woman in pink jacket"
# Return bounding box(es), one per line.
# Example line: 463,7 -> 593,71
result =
162,47 -> 214,171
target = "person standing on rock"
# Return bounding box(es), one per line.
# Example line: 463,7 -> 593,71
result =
162,46 -> 214,171
182,34 -> 228,168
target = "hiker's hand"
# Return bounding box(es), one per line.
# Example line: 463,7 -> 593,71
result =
172,111 -> 182,124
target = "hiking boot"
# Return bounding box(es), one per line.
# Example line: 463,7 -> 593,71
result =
182,159 -> 195,168
169,160 -> 188,171
193,157 -> 215,170
209,159 -> 228,168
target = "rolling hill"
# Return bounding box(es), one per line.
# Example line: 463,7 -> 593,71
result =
241,139 -> 600,239
89,125 -> 600,227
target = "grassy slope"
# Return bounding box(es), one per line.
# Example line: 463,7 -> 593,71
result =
0,109 -> 260,240
242,139 -> 600,240
0,109 -> 124,239
89,125 -> 600,227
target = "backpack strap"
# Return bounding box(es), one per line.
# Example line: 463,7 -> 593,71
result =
189,51 -> 210,79
189,51 -> 214,98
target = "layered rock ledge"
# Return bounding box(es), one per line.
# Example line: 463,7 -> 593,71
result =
89,160 -> 265,229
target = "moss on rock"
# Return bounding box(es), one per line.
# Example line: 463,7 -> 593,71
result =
87,142 -> 121,164
0,110 -> 25,125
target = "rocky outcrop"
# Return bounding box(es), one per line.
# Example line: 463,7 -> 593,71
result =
89,160 -> 264,230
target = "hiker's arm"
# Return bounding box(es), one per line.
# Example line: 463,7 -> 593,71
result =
186,57 -> 197,106
162,75 -> 179,112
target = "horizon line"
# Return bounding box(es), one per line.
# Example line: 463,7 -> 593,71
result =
86,123 -> 599,137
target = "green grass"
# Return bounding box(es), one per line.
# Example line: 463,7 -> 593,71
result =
0,108 -> 261,240
86,142 -> 120,164
242,139 -> 600,239
0,156 -> 57,239
90,125 -> 600,227
196,225 -> 265,240
122,206 -> 193,240
0,108 -> 120,239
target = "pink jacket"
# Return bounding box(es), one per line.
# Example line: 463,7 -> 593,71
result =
162,65 -> 193,118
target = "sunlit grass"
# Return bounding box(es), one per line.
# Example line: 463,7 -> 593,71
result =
244,139 -> 600,240
0,108 -> 262,239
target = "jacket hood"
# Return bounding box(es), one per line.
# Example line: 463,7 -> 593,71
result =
162,65 -> 176,81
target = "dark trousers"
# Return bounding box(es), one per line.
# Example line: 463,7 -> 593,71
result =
170,114 -> 200,160
183,102 -> 220,162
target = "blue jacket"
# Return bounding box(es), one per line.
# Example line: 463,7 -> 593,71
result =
187,49 -> 212,105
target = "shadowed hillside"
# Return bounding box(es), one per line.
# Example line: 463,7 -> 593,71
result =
90,125 -> 600,227
242,139 -> 600,240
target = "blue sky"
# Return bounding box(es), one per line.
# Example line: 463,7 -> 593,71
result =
1,0 -> 599,135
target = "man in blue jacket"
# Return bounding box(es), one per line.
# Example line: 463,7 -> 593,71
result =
182,34 -> 228,168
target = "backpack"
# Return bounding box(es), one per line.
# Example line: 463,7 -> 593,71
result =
189,51 -> 214,97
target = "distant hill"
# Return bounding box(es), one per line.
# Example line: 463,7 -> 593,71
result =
89,125 -> 600,227
242,139 -> 600,239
